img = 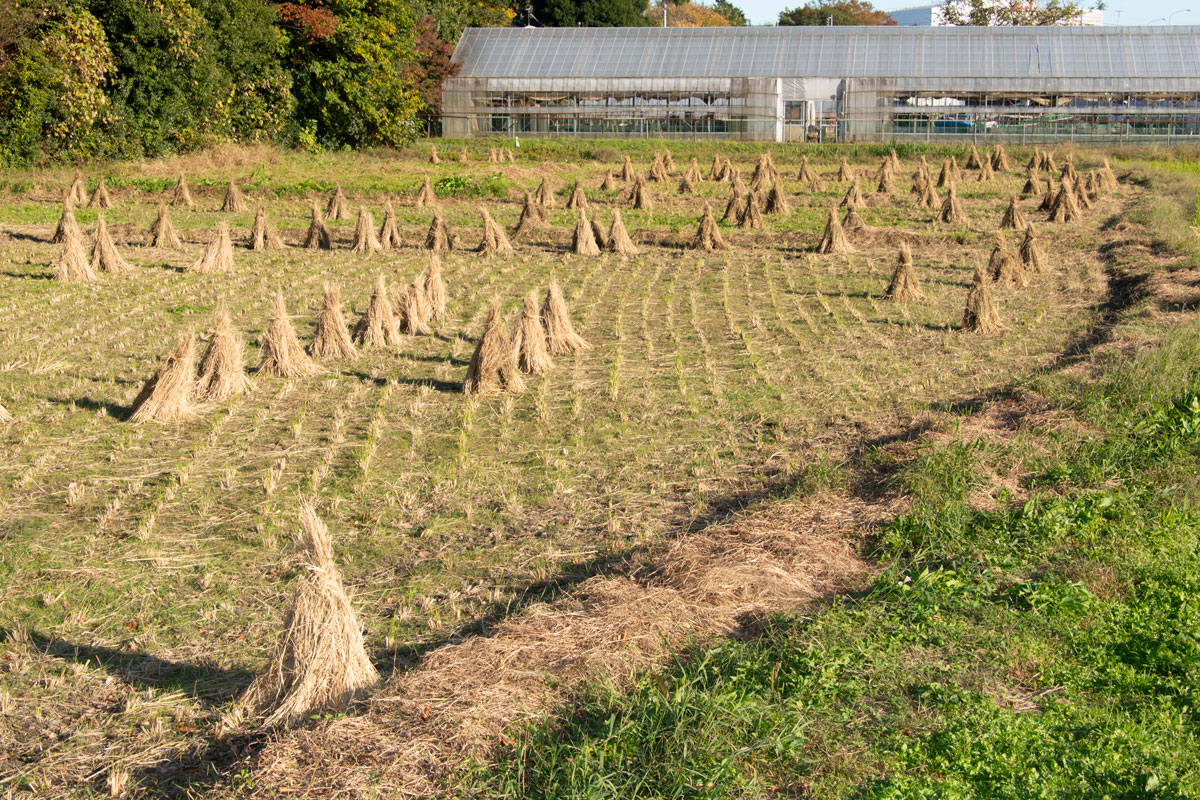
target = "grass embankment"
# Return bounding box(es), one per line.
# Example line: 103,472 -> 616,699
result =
465,165 -> 1200,798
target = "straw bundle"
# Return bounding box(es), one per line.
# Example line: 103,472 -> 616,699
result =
1100,159 -> 1119,191
1038,177 -> 1057,212
190,222 -> 236,274
459,147 -> 469,163
600,173 -> 619,191
835,157 -> 853,181
890,148 -> 901,172
463,298 -> 525,395
249,203 -> 286,250
425,207 -> 454,252
565,182 -> 588,211
1019,223 -> 1045,273
939,184 -> 968,225
308,284 -> 357,361
622,155 -> 636,182
54,227 -> 95,282
0,402 -> 10,425
1049,180 -> 1081,223
220,180 -> 248,213
430,146 -> 440,164
172,175 -> 195,208
663,149 -> 676,173
90,215 -> 131,274
816,207 -> 851,254
238,503 -> 379,727
921,179 -> 941,210
535,177 -> 556,208
605,208 -> 638,256
398,282 -> 431,335
303,202 -> 333,250
629,178 -> 653,211
67,170 -> 89,206
842,207 -> 866,233
513,190 -> 547,239
885,242 -> 924,302
989,232 -> 1027,288
260,290 -> 319,377
352,275 -> 402,348
198,309 -> 252,400
737,192 -> 763,229
571,209 -> 601,256
378,200 -> 403,250
514,289 -> 554,375
505,147 -> 517,163
129,333 -> 196,422
976,157 -> 995,182
415,176 -> 437,207
693,203 -> 727,251
648,153 -> 669,182
991,144 -> 1012,172
678,172 -> 696,195
936,159 -> 952,188
422,253 -> 448,323
685,157 -> 703,184
710,153 -> 724,180
326,185 -> 350,220
721,186 -> 747,223
999,195 -> 1026,230
798,155 -> 822,189
476,206 -> 514,255
840,178 -> 865,210
149,203 -> 182,249
487,148 -> 500,164
591,217 -> 608,250
877,165 -> 895,195
1021,168 -> 1040,197
965,145 -> 983,170
1073,175 -> 1093,210
963,265 -> 1003,334
88,176 -> 112,210
51,200 -> 80,244
349,207 -> 381,254
541,278 -> 590,355
764,182 -> 791,214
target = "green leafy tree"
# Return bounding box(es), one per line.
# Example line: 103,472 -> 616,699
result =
712,0 -> 746,25
530,0 -> 651,27
938,0 -> 1084,25
778,0 -> 894,25
415,0 -> 514,43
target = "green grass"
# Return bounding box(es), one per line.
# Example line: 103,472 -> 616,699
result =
463,319 -> 1200,799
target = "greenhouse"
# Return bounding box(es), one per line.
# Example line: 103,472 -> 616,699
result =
443,25 -> 1200,144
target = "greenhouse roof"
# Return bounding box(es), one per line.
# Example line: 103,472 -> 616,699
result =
452,25 -> 1200,82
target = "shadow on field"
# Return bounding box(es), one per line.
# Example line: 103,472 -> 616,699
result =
24,629 -> 254,708
345,369 -> 462,393
47,394 -> 129,419
0,270 -> 54,280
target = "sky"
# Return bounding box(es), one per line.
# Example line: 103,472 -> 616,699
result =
734,0 -> 1199,26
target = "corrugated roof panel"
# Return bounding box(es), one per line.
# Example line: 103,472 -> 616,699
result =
451,26 -> 1200,85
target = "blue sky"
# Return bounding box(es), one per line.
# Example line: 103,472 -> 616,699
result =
734,0 -> 1198,26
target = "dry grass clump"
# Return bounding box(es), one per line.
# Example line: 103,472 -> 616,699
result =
721,186 -> 746,223
628,177 -> 653,211
764,182 -> 790,214
415,177 -> 437,207
304,201 -> 333,250
565,182 -> 588,211
54,227 -> 96,282
1020,223 -> 1045,273
514,289 -> 554,375
350,207 -> 382,254
378,200 -> 403,250
308,284 -> 357,361
198,309 -> 252,400
989,232 -> 1027,288
692,203 -> 727,251
463,298 -> 525,396
326,185 -> 350,220
129,333 -> 196,423
816,207 -> 851,255
172,175 -> 195,208
190,222 -> 236,274
149,203 -> 182,249
398,282 -> 431,335
737,192 -> 763,229
425,207 -> 454,252
535,177 -> 556,208
238,503 -> 379,728
476,206 -> 514,255
605,208 -> 638,256
221,180 -> 249,213
260,290 -> 319,377
885,242 -> 924,302
51,200 -> 80,244
1049,180 -> 1081,223
542,277 -> 590,355
571,209 -> 601,256
999,195 -> 1026,230
939,183 -> 968,225
90,214 -> 131,274
88,176 -> 112,210
835,157 -> 853,181
249,203 -> 286,250
963,265 -> 1003,333
423,254 -> 448,322
513,190 -> 546,239
840,178 -> 865,210
67,170 -> 89,206
352,275 -> 402,348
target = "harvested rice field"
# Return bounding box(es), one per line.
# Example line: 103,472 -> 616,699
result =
0,141 -> 1194,797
